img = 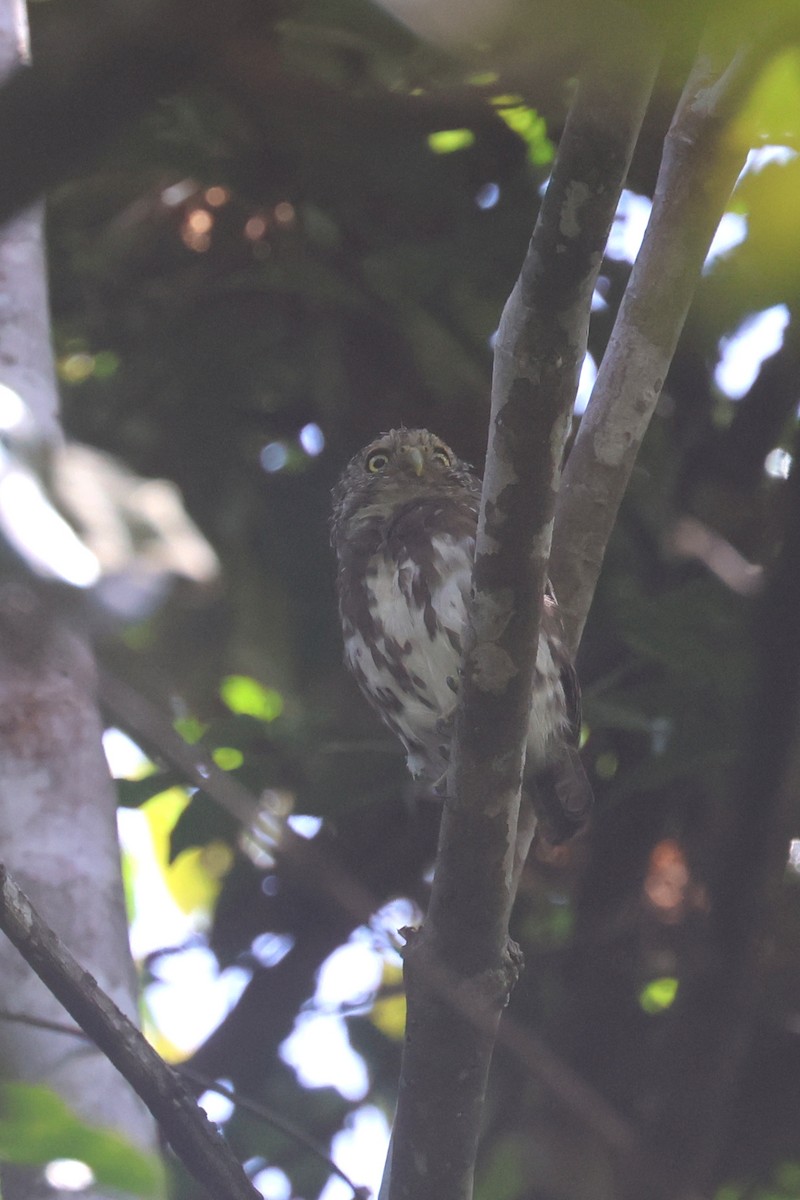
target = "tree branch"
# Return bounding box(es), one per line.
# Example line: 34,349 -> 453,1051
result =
549,22 -> 793,654
0,862 -> 262,1200
386,43 -> 660,1200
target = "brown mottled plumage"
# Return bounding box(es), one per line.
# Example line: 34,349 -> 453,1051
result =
331,428 -> 592,841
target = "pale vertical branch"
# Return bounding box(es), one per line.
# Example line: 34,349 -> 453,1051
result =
550,32 -> 775,655
386,40 -> 660,1200
0,3 -> 158,1193
0,5 -> 60,445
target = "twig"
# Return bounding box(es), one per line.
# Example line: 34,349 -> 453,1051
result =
178,1068 -> 370,1199
386,42 -> 660,1200
549,20 -> 796,654
0,1009 -> 368,1199
0,863 -> 261,1200
0,1009 -> 88,1040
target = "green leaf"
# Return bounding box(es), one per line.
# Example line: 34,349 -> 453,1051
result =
0,1084 -> 163,1197
220,675 -> 284,722
173,715 -> 207,744
426,128 -> 475,154
494,104 -> 554,165
639,977 -> 679,1014
212,746 -> 244,771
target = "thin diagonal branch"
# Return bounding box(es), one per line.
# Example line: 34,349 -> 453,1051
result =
0,862 -> 261,1200
386,40 -> 660,1200
0,1009 -> 368,1199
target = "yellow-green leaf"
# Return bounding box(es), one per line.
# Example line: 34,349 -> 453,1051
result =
220,674 -> 284,722
639,976 -> 679,1014
494,104 -> 554,165
427,128 -> 475,155
212,746 -> 244,770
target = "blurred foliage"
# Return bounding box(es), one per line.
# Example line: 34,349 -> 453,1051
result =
0,1084 -> 163,1197
10,0 -> 800,1195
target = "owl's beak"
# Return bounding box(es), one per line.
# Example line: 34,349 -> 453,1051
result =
405,447 -> 425,477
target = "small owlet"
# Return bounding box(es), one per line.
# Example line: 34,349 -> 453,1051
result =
331,427 -> 592,842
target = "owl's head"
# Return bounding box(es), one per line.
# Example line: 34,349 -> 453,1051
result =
331,428 -> 479,542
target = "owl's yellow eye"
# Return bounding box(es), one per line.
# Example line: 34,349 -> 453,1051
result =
366,450 -> 389,473
432,446 -> 452,467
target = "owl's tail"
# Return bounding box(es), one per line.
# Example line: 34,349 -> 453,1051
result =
529,747 -> 594,846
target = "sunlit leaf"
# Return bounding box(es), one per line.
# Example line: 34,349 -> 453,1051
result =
173,715 -> 207,744
427,128 -> 475,154
212,746 -> 244,770
0,1084 -> 163,1197
639,976 -> 679,1014
57,352 -> 94,384
168,844 -> 229,913
370,963 -> 406,1039
141,788 -> 228,912
494,104 -> 554,165
220,675 -> 284,722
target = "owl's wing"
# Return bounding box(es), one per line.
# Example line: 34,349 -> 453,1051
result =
532,586 -> 593,845
559,656 -> 582,747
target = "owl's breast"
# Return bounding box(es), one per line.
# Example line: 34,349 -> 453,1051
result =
341,533 -> 473,780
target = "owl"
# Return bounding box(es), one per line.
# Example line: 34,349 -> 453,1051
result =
331,427 -> 592,842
